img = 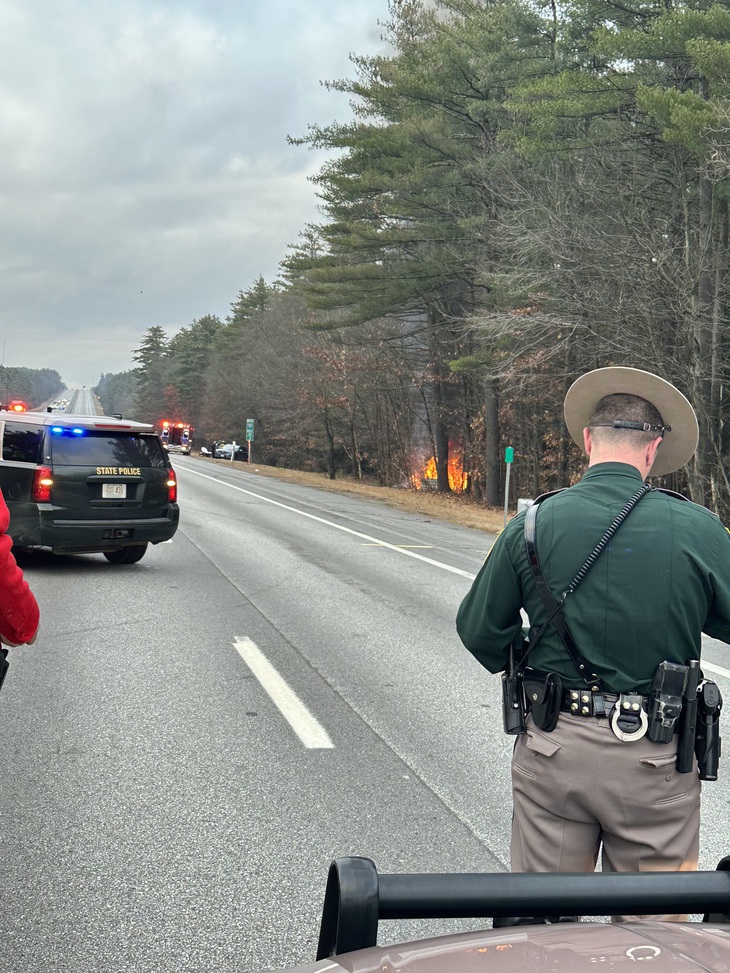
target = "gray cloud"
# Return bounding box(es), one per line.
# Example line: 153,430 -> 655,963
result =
0,0 -> 389,385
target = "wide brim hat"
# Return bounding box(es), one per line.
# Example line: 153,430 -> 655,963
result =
564,366 -> 698,476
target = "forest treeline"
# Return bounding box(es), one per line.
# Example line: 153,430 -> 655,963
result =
95,0 -> 730,514
0,367 -> 65,408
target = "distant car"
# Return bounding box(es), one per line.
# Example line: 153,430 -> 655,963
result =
214,442 -> 247,461
259,856 -> 730,973
0,409 -> 179,563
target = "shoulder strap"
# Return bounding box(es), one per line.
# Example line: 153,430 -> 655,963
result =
522,483 -> 653,688
523,499 -> 604,688
530,487 -> 567,505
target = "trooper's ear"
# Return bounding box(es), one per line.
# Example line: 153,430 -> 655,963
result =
646,436 -> 663,470
583,428 -> 592,455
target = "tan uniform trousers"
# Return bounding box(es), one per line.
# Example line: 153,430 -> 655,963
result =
511,713 -> 701,922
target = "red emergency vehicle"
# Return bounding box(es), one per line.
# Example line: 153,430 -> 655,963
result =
159,420 -> 193,455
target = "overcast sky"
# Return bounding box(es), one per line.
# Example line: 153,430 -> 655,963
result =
0,0 -> 391,387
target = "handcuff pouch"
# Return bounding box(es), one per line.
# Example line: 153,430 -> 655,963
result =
523,667 -> 563,733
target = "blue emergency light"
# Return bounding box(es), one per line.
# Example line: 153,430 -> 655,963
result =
51,426 -> 87,436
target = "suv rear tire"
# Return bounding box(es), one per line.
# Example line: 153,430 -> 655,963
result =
103,544 -> 148,564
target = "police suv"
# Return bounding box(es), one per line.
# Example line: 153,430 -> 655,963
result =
0,409 -> 179,563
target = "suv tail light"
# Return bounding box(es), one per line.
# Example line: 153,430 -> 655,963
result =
166,468 -> 177,503
32,466 -> 54,502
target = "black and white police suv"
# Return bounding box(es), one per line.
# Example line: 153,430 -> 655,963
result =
0,409 -> 179,563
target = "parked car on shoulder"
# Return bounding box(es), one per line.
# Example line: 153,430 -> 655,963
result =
0,409 -> 179,563
214,442 -> 248,461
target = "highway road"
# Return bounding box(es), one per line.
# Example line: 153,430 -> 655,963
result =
64,387 -> 101,415
1,455 -> 730,972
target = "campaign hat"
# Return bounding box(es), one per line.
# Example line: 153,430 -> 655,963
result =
563,366 -> 698,476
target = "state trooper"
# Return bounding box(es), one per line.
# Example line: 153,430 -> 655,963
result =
457,367 -> 730,920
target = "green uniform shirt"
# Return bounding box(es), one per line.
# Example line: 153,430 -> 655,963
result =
456,462 -> 730,693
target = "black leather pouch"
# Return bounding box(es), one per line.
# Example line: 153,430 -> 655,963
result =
523,667 -> 563,733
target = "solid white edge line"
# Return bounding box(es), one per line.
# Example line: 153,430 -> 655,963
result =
234,637 -> 334,750
176,465 -> 475,578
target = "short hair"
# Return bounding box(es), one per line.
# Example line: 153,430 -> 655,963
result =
588,393 -> 665,449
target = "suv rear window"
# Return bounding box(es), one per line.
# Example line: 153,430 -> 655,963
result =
3,422 -> 44,464
49,431 -> 168,468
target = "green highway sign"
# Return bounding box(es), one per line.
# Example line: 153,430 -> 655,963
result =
505,446 -> 514,464
246,418 -> 254,441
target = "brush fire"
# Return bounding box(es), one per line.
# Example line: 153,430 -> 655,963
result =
411,453 -> 468,493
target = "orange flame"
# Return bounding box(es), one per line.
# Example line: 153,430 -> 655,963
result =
412,453 -> 468,493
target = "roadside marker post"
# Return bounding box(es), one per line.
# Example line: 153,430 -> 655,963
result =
503,446 -> 514,528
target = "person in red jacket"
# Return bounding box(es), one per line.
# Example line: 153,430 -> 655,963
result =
0,492 -> 39,647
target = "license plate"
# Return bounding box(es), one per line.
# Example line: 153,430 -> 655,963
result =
102,483 -> 126,499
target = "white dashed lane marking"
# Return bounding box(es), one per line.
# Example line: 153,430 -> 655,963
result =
233,637 -> 335,750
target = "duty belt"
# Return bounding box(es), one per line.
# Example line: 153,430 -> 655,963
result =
561,688 -> 650,719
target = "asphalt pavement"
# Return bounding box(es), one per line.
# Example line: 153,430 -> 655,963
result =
2,457 -> 729,972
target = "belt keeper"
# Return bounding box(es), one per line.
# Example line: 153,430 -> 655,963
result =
593,693 -> 606,718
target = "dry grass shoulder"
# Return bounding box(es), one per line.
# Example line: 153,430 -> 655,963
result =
204,456 -> 504,534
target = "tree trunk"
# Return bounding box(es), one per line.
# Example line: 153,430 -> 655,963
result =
323,409 -> 336,480
559,334 -> 574,485
711,197 -> 728,510
427,307 -> 453,493
690,79 -> 716,506
484,376 -> 501,506
435,384 -> 451,492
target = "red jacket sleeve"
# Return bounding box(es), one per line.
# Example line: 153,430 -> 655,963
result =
0,492 -> 39,644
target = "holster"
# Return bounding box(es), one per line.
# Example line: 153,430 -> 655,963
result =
502,671 -> 526,735
523,667 -> 563,733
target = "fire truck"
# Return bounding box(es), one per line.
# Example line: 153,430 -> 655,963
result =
159,420 -> 193,455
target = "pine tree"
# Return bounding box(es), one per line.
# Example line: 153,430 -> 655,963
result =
166,314 -> 223,430
132,326 -> 170,423
504,0 -> 730,504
